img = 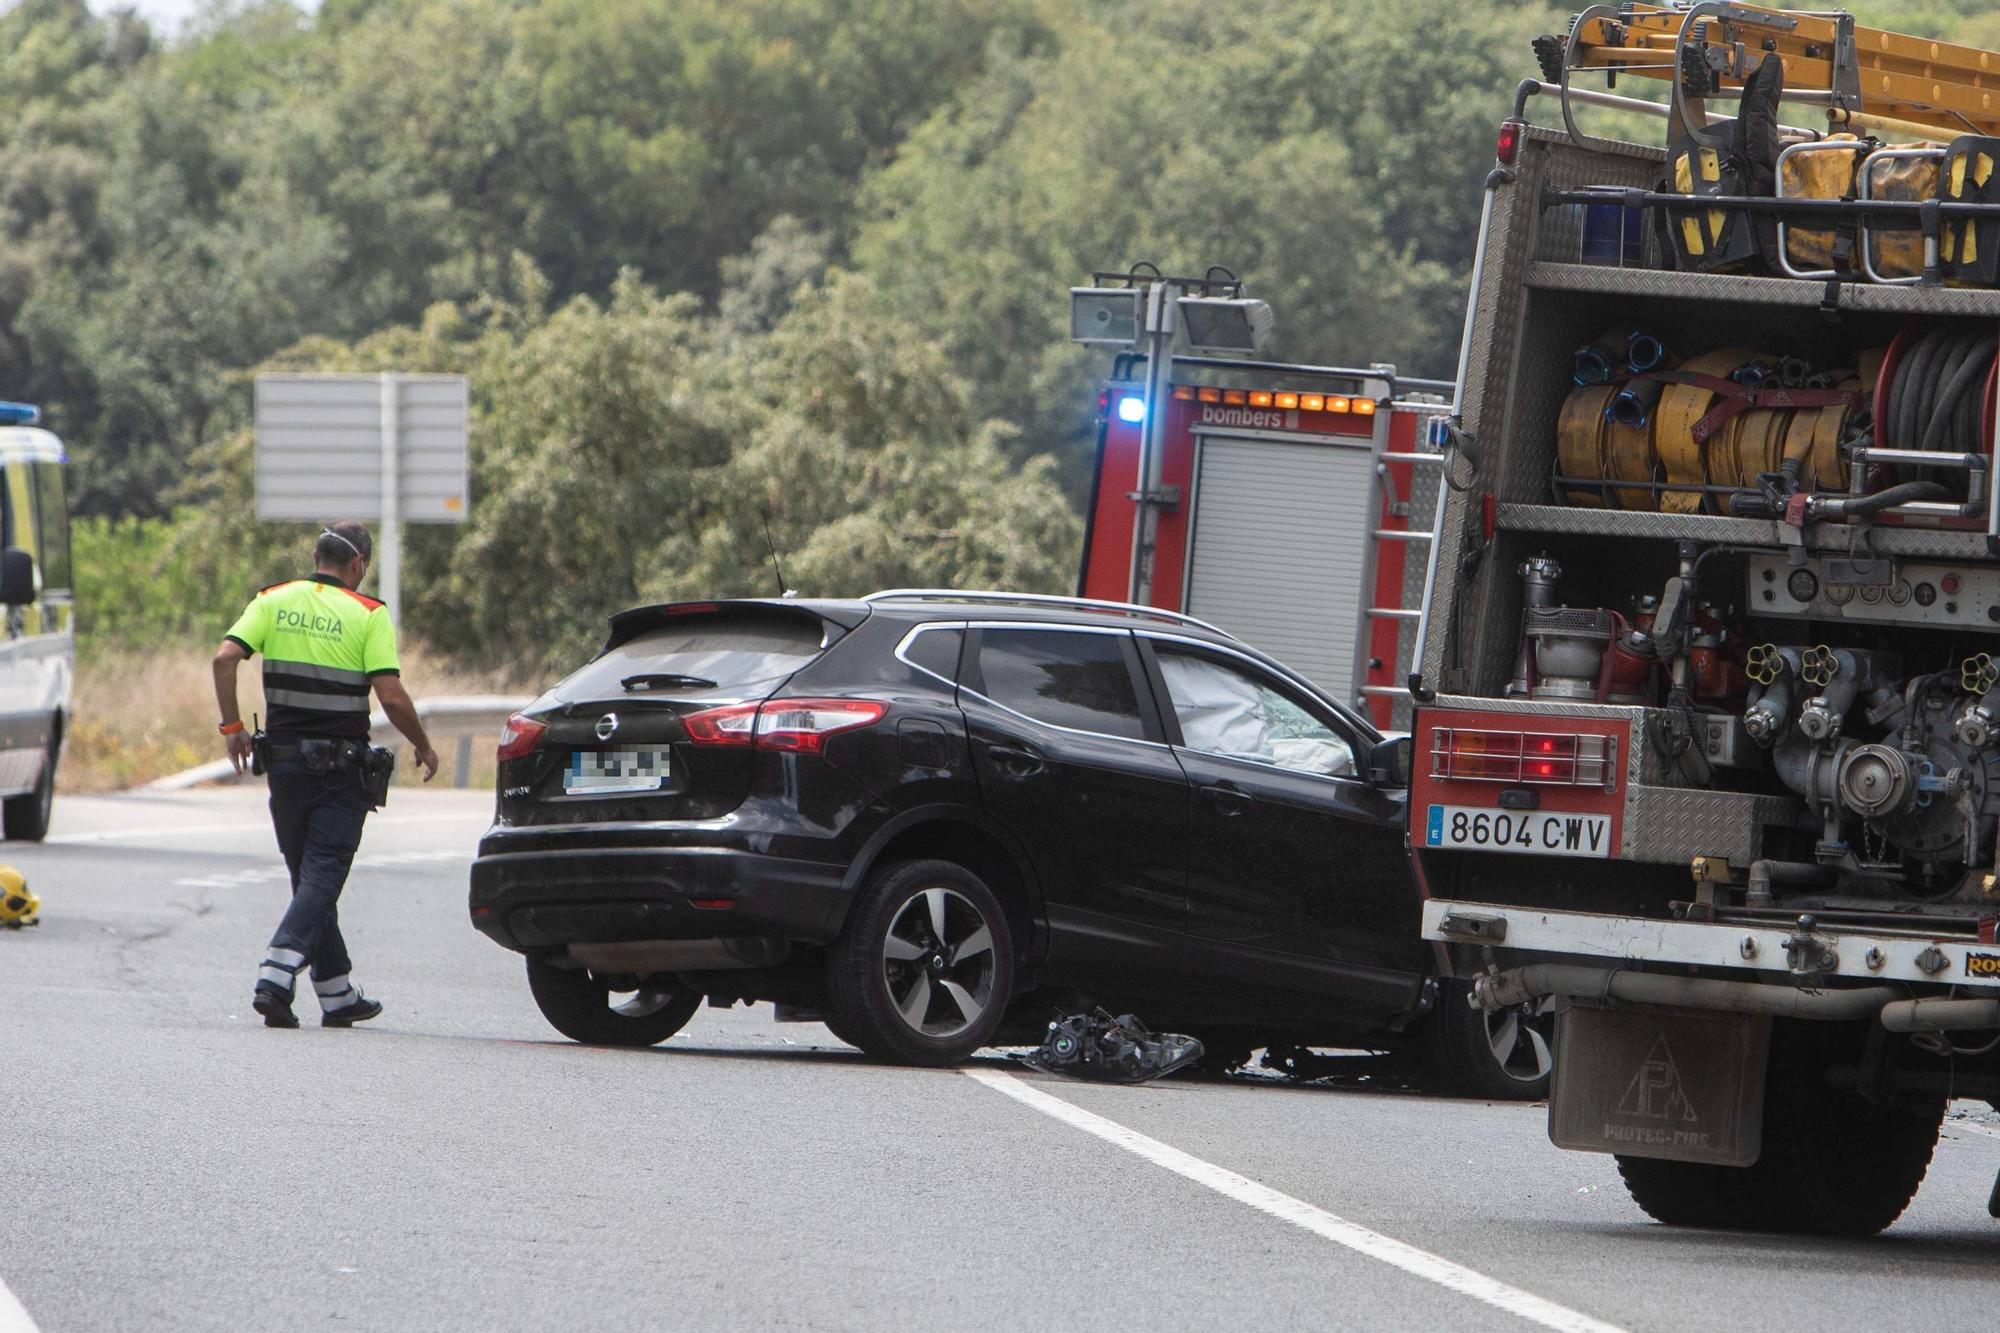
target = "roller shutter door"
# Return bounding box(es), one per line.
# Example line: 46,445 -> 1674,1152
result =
1183,434 -> 1376,703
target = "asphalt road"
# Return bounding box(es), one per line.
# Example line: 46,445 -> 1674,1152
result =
7,786 -> 2000,1332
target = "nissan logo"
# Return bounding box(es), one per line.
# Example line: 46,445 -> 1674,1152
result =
594,713 -> 619,741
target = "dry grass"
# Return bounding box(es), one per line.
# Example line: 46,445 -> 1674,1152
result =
66,639 -> 542,793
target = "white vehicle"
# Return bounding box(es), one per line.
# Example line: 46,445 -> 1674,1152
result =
0,401 -> 71,841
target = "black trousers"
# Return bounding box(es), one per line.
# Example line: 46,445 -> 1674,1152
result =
256,758 -> 371,999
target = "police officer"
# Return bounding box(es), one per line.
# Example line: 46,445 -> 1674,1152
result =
211,520 -> 440,1028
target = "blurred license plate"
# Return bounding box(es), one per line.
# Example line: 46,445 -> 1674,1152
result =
565,747 -> 671,795
1424,804 -> 1611,858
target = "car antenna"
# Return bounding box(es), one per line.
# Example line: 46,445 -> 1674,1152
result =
759,506 -> 793,598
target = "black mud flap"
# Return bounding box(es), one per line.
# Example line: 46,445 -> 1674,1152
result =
1547,1003 -> 1771,1166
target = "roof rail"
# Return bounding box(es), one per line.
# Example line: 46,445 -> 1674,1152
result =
862,589 -> 1238,640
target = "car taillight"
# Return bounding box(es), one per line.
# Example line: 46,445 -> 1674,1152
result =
682,699 -> 889,753
1496,119 -> 1522,166
753,699 -> 888,754
496,713 -> 546,763
1429,727 -> 1615,790
682,703 -> 760,747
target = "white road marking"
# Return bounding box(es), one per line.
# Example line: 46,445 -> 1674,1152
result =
0,1272 -> 40,1333
49,812 -> 478,845
173,848 -> 471,888
965,1068 -> 1628,1333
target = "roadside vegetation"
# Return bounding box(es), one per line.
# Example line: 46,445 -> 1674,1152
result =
66,638 -> 534,792
8,0 -> 1998,780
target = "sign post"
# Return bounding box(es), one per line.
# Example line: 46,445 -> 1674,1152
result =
378,373 -> 401,624
253,373 -> 470,626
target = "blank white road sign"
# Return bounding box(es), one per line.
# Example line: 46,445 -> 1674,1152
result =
254,374 -> 469,523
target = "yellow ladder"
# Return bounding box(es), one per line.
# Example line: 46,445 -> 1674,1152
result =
1558,3 -> 2000,142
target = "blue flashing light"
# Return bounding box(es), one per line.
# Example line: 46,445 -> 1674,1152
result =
0,402 -> 39,427
1115,395 -> 1147,424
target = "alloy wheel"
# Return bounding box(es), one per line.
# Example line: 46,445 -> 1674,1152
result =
1483,995 -> 1557,1083
608,985 -> 685,1020
880,886 -> 998,1039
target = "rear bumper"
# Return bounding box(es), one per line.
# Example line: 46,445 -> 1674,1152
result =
1422,898 -> 2000,993
469,843 -> 849,954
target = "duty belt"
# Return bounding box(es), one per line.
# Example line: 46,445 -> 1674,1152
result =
261,737 -> 370,771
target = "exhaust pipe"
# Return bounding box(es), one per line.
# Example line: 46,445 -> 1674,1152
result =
1474,964 -> 1899,1021
1880,998 -> 2000,1033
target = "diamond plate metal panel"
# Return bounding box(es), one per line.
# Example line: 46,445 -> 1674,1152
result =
1529,259 -> 2000,318
1497,503 -> 1999,558
1619,788 -> 1802,865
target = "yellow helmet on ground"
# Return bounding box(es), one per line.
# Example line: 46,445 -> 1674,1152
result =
0,865 -> 39,928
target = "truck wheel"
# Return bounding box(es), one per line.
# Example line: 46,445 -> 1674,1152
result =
3,735 -> 56,843
824,859 -> 1013,1067
1737,1021 -> 1942,1236
1427,980 -> 1555,1100
525,957 -> 701,1047
1613,1157 -> 1761,1229
1617,1021 -> 1942,1236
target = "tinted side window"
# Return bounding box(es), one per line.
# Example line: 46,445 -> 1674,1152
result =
33,464 -> 68,592
976,629 -> 1145,740
904,626 -> 963,682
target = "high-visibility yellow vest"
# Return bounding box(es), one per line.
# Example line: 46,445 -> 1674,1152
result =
225,573 -> 399,739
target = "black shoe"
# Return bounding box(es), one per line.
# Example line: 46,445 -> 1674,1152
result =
322,995 -> 383,1028
253,988 -> 299,1029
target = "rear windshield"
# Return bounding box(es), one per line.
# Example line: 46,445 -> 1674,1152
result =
556,614 -> 827,701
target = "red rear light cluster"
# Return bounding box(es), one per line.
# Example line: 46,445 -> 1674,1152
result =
681,698 -> 888,756
1495,119 -> 1523,166
496,713 -> 547,763
1429,728 -> 1615,790
682,703 -> 760,747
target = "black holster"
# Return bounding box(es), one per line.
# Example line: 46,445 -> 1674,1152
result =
361,746 -> 396,809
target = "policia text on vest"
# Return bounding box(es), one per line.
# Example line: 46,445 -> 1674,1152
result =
211,521 -> 441,1030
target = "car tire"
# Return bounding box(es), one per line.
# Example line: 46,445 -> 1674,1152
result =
3,733 -> 57,844
1426,979 -> 1555,1101
824,859 -> 1014,1067
524,957 -> 701,1047
1617,1021 -> 1941,1236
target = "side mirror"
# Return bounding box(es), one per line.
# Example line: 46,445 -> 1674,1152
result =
0,549 -> 35,606
1365,735 -> 1413,788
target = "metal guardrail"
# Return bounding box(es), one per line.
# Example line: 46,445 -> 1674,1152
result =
145,695 -> 531,793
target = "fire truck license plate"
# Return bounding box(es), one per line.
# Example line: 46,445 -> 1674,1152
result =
1423,804 -> 1611,858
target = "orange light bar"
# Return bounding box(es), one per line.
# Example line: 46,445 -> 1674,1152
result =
1328,396 -> 1351,412
1222,389 -> 1247,406
1197,387 -> 1222,403
1171,385 -> 1194,401
1301,394 -> 1325,411
1248,390 -> 1273,407
1353,398 -> 1378,416
1274,392 -> 1299,410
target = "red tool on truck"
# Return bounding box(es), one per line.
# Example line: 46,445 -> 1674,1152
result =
1413,2 -> 2000,1235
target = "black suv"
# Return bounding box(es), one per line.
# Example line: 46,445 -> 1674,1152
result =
469,591 -> 1546,1095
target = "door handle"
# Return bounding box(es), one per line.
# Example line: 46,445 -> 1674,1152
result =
1200,782 -> 1252,815
985,744 -> 1047,777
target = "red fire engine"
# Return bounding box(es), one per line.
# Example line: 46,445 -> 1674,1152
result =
1078,355 -> 1452,729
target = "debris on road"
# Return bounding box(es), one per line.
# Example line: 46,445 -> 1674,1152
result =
1017,1009 -> 1203,1084
0,865 -> 39,929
